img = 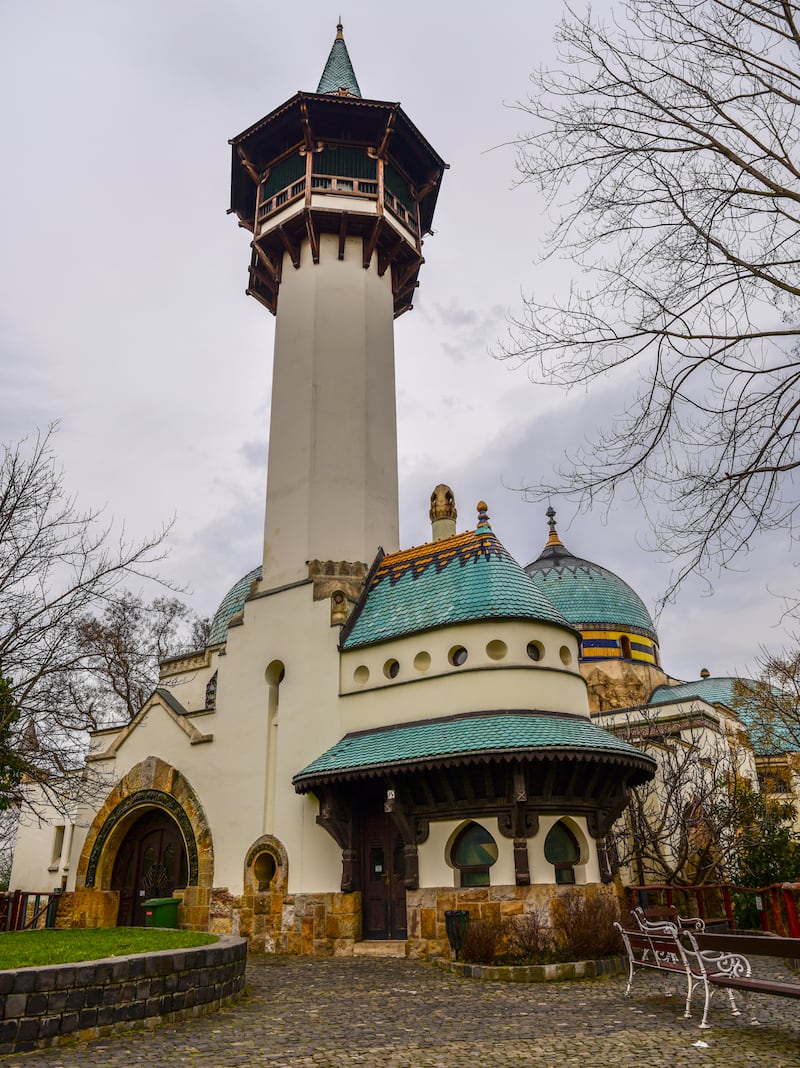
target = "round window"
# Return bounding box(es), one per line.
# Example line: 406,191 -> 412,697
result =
486,639 -> 508,661
527,641 -> 544,662
559,645 -> 573,666
383,658 -> 400,679
449,645 -> 468,667
414,651 -> 431,672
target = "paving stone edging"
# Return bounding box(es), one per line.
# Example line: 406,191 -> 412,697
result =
435,954 -> 627,982
0,934 -> 247,1056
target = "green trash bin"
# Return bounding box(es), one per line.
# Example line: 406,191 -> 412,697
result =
143,897 -> 180,928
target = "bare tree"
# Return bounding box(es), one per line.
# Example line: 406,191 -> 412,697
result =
75,594 -> 210,725
606,710 -> 735,884
505,0 -> 800,596
734,647 -> 800,753
0,426 -> 174,811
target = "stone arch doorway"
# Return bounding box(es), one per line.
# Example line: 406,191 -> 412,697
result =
76,757 -> 214,930
111,808 -> 189,926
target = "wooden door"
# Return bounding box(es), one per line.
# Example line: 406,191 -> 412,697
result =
111,809 -> 188,926
361,810 -> 407,940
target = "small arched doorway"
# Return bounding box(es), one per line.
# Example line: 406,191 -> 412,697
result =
110,809 -> 188,926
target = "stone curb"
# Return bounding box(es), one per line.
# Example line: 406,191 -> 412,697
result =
435,954 -> 627,982
0,934 -> 247,1056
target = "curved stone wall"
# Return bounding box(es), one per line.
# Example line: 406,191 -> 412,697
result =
0,935 -> 246,1055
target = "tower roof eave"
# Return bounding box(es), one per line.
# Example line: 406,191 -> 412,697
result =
229,93 -> 448,235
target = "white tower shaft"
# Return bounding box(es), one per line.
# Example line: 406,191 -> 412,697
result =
262,233 -> 399,588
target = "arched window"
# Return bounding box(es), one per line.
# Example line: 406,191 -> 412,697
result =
450,822 -> 498,887
544,821 -> 580,885
619,635 -> 632,659
205,671 -> 218,709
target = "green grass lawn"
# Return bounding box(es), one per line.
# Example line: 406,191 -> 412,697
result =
0,928 -> 217,969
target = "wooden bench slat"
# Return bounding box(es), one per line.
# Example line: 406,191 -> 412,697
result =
709,974 -> 800,998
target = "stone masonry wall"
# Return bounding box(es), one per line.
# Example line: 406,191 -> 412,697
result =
209,887 -> 362,957
406,882 -> 620,958
0,935 -> 246,1056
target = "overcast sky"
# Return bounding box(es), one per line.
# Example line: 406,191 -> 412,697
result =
2,1 -> 797,683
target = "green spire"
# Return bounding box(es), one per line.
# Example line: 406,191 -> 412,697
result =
316,20 -> 362,98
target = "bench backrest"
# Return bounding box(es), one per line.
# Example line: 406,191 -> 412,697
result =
630,906 -> 705,933
615,921 -> 709,978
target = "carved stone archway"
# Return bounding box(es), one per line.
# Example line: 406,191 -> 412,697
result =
238,834 -> 289,952
75,756 -> 214,930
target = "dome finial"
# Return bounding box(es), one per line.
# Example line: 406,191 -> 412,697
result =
476,501 -> 492,532
336,17 -> 343,39
430,484 -> 457,541
546,505 -> 562,547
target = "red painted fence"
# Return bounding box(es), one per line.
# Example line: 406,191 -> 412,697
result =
626,882 -> 800,937
0,889 -> 61,931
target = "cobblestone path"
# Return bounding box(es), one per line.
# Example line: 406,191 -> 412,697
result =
4,955 -> 800,1068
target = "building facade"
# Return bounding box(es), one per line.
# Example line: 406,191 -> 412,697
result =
14,24 -> 767,953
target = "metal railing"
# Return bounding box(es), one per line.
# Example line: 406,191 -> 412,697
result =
0,889 -> 61,931
626,882 -> 800,937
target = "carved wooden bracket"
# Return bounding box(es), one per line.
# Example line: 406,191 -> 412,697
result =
315,789 -> 356,892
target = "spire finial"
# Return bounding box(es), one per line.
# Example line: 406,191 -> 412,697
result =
546,505 -> 562,547
317,19 -> 362,97
476,501 -> 492,532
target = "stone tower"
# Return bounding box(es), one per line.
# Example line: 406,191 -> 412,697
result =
228,23 -> 447,588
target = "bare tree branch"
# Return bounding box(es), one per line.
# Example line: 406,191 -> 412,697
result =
503,0 -> 800,600
0,426 -> 182,813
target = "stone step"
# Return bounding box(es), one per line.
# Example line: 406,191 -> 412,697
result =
352,940 -> 407,958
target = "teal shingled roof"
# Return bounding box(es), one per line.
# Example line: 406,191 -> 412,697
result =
340,528 -> 573,651
650,677 -> 741,708
293,711 -> 655,788
316,22 -> 362,97
525,523 -> 657,641
650,676 -> 796,755
208,565 -> 262,646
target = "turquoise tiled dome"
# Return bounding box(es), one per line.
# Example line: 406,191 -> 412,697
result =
341,525 -> 574,651
208,565 -> 262,646
525,516 -> 657,642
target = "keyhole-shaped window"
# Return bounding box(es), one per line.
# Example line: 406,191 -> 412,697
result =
450,822 -> 498,887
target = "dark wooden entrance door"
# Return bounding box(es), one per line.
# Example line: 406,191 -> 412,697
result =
111,809 -> 188,926
361,809 -> 407,940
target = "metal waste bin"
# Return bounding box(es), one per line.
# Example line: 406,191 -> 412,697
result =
143,897 -> 180,929
444,909 -> 469,960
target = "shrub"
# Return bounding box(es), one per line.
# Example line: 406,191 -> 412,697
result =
551,890 -> 621,959
460,916 -> 509,964
507,908 -> 553,962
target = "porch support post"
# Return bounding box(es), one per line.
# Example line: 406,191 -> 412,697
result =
383,784 -> 419,890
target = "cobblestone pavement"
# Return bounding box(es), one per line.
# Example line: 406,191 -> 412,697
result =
4,955 -> 800,1068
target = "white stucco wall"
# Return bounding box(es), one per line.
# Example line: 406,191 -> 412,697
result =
262,233 -> 399,588
340,619 -> 587,732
